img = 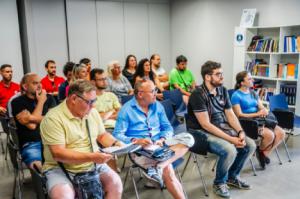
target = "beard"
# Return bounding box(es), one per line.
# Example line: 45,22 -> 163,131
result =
97,85 -> 107,90
210,79 -> 223,87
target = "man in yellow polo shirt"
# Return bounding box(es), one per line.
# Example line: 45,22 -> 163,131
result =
90,68 -> 121,131
40,80 -> 123,199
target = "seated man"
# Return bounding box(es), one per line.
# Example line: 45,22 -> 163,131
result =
90,68 -> 121,130
40,80 -> 123,199
187,61 -> 256,198
11,73 -> 56,171
113,79 -> 194,199
150,54 -> 169,89
169,55 -> 196,105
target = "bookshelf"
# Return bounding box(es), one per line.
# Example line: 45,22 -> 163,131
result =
233,25 -> 300,115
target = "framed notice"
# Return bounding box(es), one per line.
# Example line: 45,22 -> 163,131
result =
234,27 -> 246,47
240,9 -> 256,27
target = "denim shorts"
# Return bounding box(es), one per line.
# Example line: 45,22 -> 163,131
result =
44,164 -> 111,194
20,141 -> 42,166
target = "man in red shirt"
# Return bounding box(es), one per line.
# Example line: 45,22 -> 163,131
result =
0,64 -> 20,116
41,60 -> 65,103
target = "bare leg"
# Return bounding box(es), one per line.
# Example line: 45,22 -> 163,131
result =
107,159 -> 120,173
261,126 -> 285,156
163,165 -> 185,199
49,184 -> 75,199
100,167 -> 123,199
182,95 -> 189,105
157,143 -> 188,169
29,160 -> 42,172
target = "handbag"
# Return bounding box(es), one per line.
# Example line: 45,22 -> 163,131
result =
253,112 -> 278,130
58,120 -> 104,199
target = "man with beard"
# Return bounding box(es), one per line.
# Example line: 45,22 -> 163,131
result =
41,60 -> 65,103
187,61 -> 256,198
11,73 -> 56,171
90,68 -> 121,130
150,54 -> 169,89
169,55 -> 196,104
0,64 -> 20,116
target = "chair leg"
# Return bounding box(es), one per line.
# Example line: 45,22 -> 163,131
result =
5,134 -> 9,160
121,154 -> 127,169
181,153 -> 192,178
275,148 -> 282,165
130,168 -> 140,199
17,169 -> 22,199
211,159 -> 217,172
175,168 -> 188,199
192,153 -> 209,197
0,133 -> 4,154
249,158 -> 257,176
282,139 -> 292,162
124,167 -> 130,186
12,169 -> 17,199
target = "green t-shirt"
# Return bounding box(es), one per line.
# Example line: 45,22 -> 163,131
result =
169,68 -> 195,91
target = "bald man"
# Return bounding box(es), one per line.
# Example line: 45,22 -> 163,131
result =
11,73 -> 56,171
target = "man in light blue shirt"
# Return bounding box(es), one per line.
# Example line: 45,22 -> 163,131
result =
113,80 -> 194,199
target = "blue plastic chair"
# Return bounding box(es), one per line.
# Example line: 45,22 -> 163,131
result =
268,94 -> 293,162
227,89 -> 236,99
162,89 -> 187,117
269,94 -> 289,112
160,99 -> 180,128
121,95 -> 134,105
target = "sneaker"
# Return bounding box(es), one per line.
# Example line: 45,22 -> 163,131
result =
142,167 -> 164,189
265,156 -> 271,164
213,184 -> 230,198
256,147 -> 266,169
227,178 -> 251,190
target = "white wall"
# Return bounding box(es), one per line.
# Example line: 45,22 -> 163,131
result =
65,0 -> 171,70
0,0 -> 23,82
24,0 -> 68,77
171,0 -> 300,87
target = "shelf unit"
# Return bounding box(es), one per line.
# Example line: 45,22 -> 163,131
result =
233,25 -> 300,115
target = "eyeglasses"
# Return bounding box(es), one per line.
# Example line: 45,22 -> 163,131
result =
210,72 -> 223,78
95,77 -> 107,81
138,88 -> 159,94
76,94 -> 97,106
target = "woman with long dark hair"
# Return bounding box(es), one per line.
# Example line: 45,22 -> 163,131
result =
231,71 -> 285,169
134,58 -> 164,99
122,55 -> 137,87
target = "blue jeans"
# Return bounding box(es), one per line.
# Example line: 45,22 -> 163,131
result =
20,141 -> 42,166
205,133 -> 256,185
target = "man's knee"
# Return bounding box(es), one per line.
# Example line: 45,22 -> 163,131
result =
50,184 -> 75,199
211,141 -> 237,161
162,165 -> 176,181
101,169 -> 123,194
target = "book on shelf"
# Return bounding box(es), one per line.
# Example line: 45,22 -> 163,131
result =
284,35 -> 300,53
254,87 -> 275,102
245,59 -> 269,77
280,84 -> 297,105
276,63 -> 298,79
247,35 -> 278,52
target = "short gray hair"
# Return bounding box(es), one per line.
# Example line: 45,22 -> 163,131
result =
68,79 -> 96,97
134,79 -> 152,96
107,60 -> 121,77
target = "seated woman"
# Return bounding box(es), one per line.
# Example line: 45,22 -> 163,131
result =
107,60 -> 134,101
231,71 -> 285,169
122,54 -> 137,88
133,58 -> 164,100
65,64 -> 88,97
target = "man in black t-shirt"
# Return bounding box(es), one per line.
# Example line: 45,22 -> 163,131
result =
187,61 -> 256,198
11,73 -> 56,171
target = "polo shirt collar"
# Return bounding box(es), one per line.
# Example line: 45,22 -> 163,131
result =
202,83 -> 221,97
0,80 -> 11,88
130,96 -> 154,114
61,100 -> 88,120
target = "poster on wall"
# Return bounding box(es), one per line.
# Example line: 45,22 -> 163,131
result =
240,9 -> 256,27
234,27 -> 246,47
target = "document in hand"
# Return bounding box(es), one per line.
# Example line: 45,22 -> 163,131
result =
99,143 -> 142,156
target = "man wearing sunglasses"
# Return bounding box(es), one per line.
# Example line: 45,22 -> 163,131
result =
187,61 -> 256,198
113,79 -> 194,199
40,80 -> 123,199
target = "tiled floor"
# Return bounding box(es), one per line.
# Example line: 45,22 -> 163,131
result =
1,133 -> 300,199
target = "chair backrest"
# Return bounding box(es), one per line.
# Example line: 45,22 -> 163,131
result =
160,99 -> 180,128
7,140 -> 19,170
269,94 -> 289,111
121,95 -> 134,105
162,89 -> 186,111
227,89 -> 236,100
8,124 -> 19,148
0,116 -> 10,134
